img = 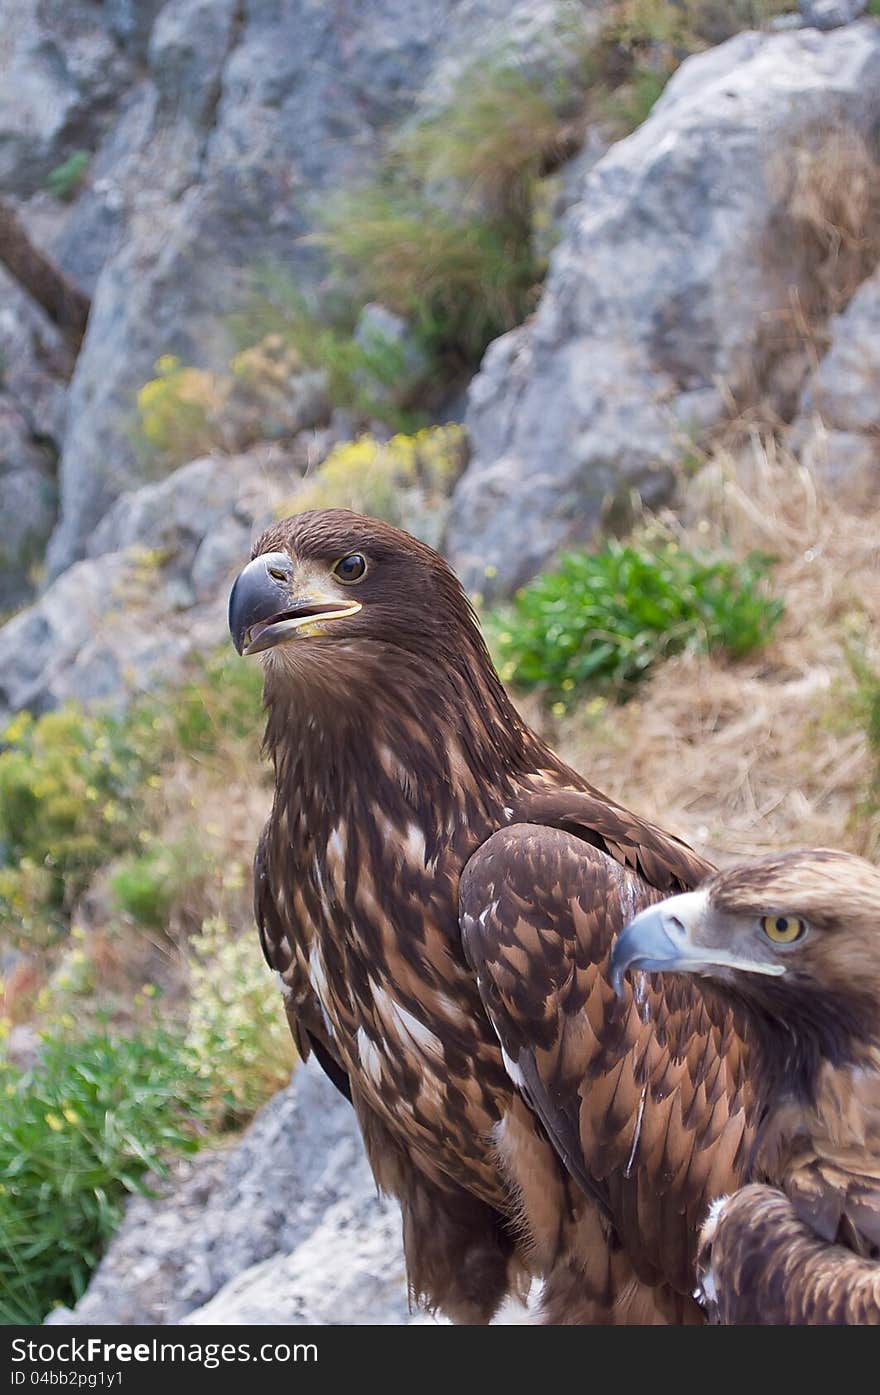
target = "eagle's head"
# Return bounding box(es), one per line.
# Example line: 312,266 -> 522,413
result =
227,510 -> 527,770
228,509 -> 487,671
610,849 -> 880,1069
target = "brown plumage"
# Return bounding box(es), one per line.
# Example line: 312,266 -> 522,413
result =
228,510 -> 760,1324
611,848 -> 880,1324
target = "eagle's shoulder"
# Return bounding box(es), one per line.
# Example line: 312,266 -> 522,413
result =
511,775 -> 713,893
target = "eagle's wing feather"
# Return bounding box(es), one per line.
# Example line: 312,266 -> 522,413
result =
787,1159 -> 880,1257
460,820 -> 756,1296
698,1184 -> 880,1324
254,822 -> 351,1101
513,784 -> 713,893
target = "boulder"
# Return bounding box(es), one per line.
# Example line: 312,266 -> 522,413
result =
0,442 -> 318,722
46,1059 -> 421,1326
799,267 -> 880,435
0,267 -> 71,608
800,0 -> 867,30
792,264 -> 880,499
447,21 -> 880,596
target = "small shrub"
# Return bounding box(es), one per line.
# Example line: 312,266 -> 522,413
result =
0,652 -> 263,945
315,183 -> 540,363
110,838 -> 211,930
186,916 -> 295,1130
0,1022 -> 204,1323
46,151 -> 89,201
0,707 -> 155,929
158,648 -> 264,758
136,354 -> 229,469
287,425 -> 467,548
400,58 -> 574,226
774,127 -> 880,320
231,281 -> 426,430
604,67 -> 668,131
488,541 -> 783,705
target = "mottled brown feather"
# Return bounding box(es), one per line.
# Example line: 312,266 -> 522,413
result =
461,823 -> 757,1302
698,1185 -> 880,1324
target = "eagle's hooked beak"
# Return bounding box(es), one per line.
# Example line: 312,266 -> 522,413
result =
610,890 -> 786,996
228,552 -> 362,656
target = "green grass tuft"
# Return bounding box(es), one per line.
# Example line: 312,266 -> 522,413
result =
488,541 -> 784,706
46,152 -> 89,202
0,1022 -> 204,1323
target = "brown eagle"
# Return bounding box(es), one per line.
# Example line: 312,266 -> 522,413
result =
610,848 -> 880,1324
228,509 -> 760,1324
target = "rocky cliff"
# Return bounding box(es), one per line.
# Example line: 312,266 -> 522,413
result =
2,0 -> 879,1327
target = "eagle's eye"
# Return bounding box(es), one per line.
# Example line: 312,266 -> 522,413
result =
760,915 -> 807,946
332,553 -> 367,584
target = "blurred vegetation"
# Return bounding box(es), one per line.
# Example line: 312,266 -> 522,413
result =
846,645 -> 880,820
46,151 -> 89,202
110,837 -> 213,931
0,707 -> 154,938
488,540 -> 784,707
186,915 -> 296,1131
229,278 -> 429,433
0,638 -> 287,1324
0,652 -> 262,948
0,904 -> 293,1322
136,354 -> 228,468
285,425 -> 468,549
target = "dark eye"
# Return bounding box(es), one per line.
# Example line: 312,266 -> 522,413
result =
760,915 -> 807,946
333,553 -> 367,584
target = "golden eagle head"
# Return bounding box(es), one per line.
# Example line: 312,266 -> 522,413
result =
611,848 -> 880,1069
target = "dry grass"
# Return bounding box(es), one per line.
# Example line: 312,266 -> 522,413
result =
536,435 -> 880,865
782,128 -> 880,319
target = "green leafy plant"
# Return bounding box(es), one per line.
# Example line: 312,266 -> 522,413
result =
0,1022 -> 205,1323
488,541 -> 784,704
46,151 -> 89,201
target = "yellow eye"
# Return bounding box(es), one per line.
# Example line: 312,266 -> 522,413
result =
760,915 -> 807,945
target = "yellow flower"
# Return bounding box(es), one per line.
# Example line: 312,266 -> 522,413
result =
62,1108 -> 80,1125
45,1113 -> 64,1132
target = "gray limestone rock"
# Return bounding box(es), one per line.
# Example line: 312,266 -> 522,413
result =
447,22 -> 880,596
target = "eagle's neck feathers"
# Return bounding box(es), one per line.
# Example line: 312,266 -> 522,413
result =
261,634 -> 554,853
729,984 -> 880,1184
